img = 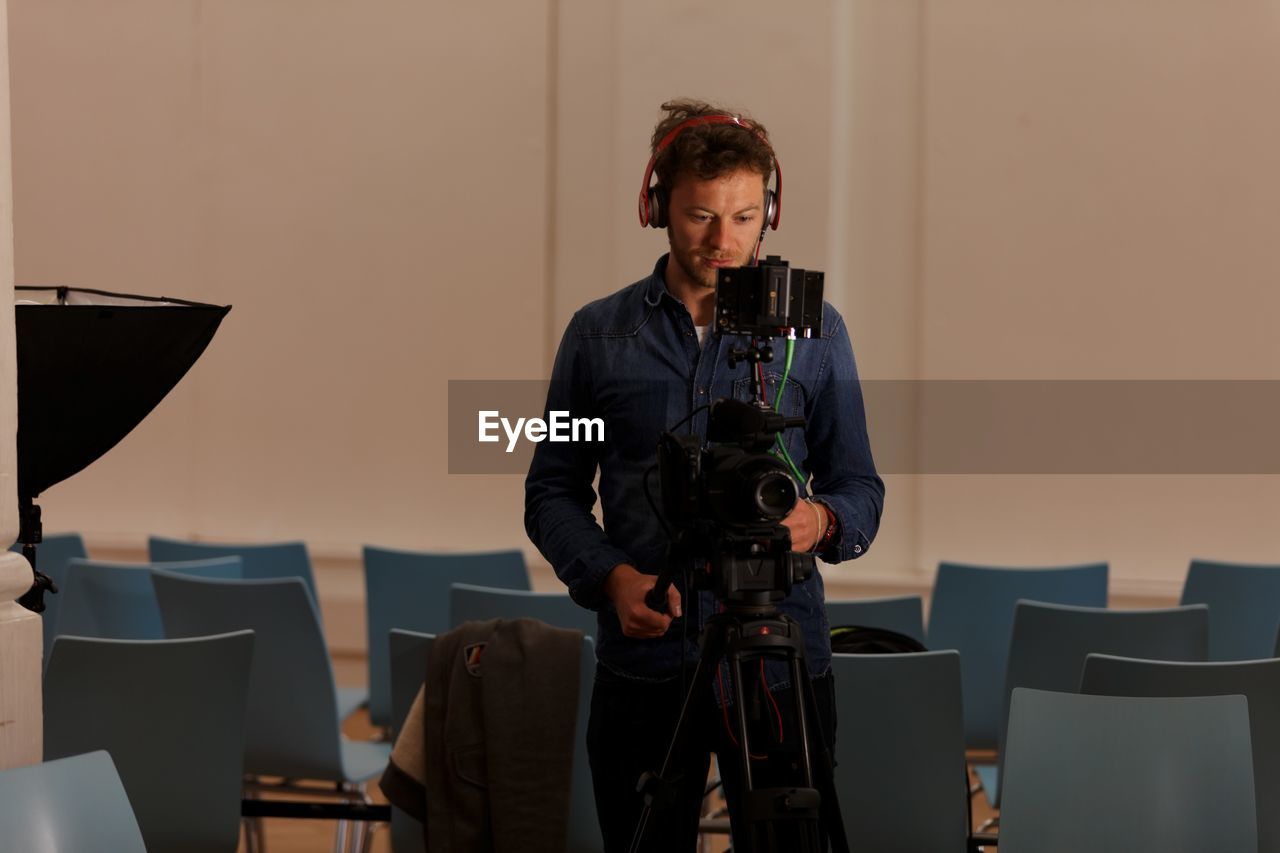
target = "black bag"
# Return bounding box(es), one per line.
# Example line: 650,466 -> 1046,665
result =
830,625 -> 927,654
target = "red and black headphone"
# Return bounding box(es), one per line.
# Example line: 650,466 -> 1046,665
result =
637,114 -> 783,231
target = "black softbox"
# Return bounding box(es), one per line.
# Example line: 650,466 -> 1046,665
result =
13,286 -> 230,608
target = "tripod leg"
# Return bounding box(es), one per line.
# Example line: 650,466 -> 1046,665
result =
718,620 -> 832,853
799,669 -> 850,853
627,625 -> 730,853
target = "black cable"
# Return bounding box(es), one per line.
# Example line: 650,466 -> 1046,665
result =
664,404 -> 710,436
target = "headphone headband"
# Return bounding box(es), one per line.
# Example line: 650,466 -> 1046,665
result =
637,114 -> 782,230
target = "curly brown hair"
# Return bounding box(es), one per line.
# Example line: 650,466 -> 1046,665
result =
650,98 -> 775,191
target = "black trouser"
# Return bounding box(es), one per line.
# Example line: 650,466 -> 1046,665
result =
586,664 -> 837,853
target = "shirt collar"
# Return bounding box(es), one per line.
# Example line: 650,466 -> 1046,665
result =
643,254 -> 681,308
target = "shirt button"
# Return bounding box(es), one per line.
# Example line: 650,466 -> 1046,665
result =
685,330 -> 694,337
697,387 -> 707,396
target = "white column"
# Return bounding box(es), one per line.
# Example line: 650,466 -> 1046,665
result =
0,0 -> 42,771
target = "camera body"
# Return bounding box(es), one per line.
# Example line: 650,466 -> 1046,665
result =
658,400 -> 814,604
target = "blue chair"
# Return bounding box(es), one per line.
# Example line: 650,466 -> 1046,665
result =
0,751 -> 146,852
448,583 -> 595,637
149,536 -> 365,720
152,571 -> 389,852
389,629 -> 435,741
147,536 -> 318,602
10,532 -> 88,666
925,561 -> 1109,750
44,631 -> 254,853
999,689 -> 1256,853
830,651 -> 969,852
1082,654 -> 1280,853
826,595 -> 926,643
564,636 -> 601,853
53,557 -> 241,643
385,626 -> 598,853
363,546 -> 529,728
1180,558 -> 1280,660
445,591 -> 597,852
991,601 -> 1209,804
387,629 -> 434,853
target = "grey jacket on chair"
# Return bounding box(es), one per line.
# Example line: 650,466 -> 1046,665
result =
382,617 -> 583,853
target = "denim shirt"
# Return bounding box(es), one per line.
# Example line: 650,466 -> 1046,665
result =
525,255 -> 884,686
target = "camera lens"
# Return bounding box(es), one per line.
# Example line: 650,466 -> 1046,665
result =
754,470 -> 798,519
702,448 -> 799,525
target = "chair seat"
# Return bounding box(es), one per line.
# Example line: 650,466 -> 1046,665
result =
341,738 -> 393,783
974,764 -> 998,807
337,685 -> 368,722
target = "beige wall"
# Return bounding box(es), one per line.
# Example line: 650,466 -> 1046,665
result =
6,0 -> 1279,650
917,0 -> 1280,593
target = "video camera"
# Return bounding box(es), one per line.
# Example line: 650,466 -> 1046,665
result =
652,256 -> 825,607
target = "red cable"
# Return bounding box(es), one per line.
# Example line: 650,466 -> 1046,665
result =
753,340 -> 769,406
717,665 -> 767,761
759,659 -> 785,744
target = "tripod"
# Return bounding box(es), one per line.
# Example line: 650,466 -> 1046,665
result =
629,589 -> 850,853
634,328 -> 847,851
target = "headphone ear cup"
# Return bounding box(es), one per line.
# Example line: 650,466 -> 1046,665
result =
764,189 -> 779,231
647,185 -> 667,229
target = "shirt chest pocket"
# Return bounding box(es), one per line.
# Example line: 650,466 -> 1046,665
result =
731,371 -> 806,418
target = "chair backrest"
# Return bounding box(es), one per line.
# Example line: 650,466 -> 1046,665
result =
388,630 -> 434,740
449,583 -> 595,637
565,636 -> 602,853
44,631 -> 254,853
385,628 -> 601,853
11,531 -> 88,665
54,557 -> 242,644
148,536 -> 318,604
388,629 -> 434,853
1181,558 -> 1280,660
152,571 -> 345,780
925,561 -> 1109,748
1082,653 -> 1280,853
995,601 -> 1209,802
999,689 -> 1257,853
363,546 -> 529,728
0,751 -> 146,852
830,651 -> 969,853
826,595 -> 926,644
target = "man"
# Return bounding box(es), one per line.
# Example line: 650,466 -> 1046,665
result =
525,99 -> 883,852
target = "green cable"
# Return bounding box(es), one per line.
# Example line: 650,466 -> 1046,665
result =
771,338 -> 807,491
774,338 -> 795,413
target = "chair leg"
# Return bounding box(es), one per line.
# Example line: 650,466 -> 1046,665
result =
343,781 -> 373,853
242,818 -> 257,853
333,819 -> 349,853
254,816 -> 268,853
356,819 -> 375,853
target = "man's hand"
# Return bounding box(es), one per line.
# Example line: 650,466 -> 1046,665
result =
604,563 -> 682,639
782,499 -> 825,553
